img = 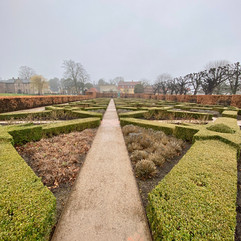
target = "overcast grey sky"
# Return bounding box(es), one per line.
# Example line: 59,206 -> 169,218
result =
0,0 -> 241,83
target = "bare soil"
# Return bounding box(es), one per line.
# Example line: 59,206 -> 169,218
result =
15,129 -> 97,226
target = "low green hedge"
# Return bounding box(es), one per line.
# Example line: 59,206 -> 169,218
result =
7,125 -> 42,145
84,107 -> 106,111
194,117 -> 241,150
0,116 -> 101,240
174,125 -> 202,141
0,126 -> 14,143
147,140 -> 237,240
167,110 -> 213,120
42,118 -> 100,137
118,110 -> 148,118
71,110 -> 103,120
222,110 -> 238,119
0,142 -> 56,240
120,118 -> 175,135
45,106 -> 64,111
116,106 -> 138,111
0,110 -> 52,120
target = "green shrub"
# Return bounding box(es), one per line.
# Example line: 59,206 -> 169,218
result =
0,110 -> 52,120
71,110 -> 103,120
167,110 -> 213,120
7,125 -> 42,145
0,126 -> 14,143
207,123 -> 235,134
42,118 -> 100,137
147,140 -> 237,240
222,110 -> 238,119
119,110 -> 148,118
120,118 -> 175,136
0,142 -> 56,240
174,125 -> 201,141
194,117 -> 241,150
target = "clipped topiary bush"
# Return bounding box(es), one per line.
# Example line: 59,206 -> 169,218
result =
207,123 -> 235,134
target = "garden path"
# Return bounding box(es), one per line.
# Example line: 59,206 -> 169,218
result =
51,99 -> 152,241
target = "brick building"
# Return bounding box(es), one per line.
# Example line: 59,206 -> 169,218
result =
118,80 -> 140,94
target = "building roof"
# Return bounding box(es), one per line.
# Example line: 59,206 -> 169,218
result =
87,87 -> 98,93
0,78 -> 30,84
118,81 -> 140,86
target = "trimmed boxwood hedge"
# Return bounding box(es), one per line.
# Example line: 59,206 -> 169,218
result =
71,110 -> 103,120
7,125 -> 42,145
147,140 -> 238,240
120,118 -> 175,135
0,116 -> 101,240
174,124 -> 202,141
194,117 -> 241,150
166,109 -> 213,120
0,142 -> 56,240
0,110 -> 52,120
42,118 -> 100,137
222,110 -> 238,119
118,110 -> 149,118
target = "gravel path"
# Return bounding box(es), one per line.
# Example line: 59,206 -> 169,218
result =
51,99 -> 152,241
6,106 -> 46,113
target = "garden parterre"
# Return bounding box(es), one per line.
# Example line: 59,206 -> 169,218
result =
0,98 -> 108,240
117,98 -> 241,240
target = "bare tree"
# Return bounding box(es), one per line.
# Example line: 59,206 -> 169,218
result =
167,78 -> 178,95
175,76 -> 190,95
62,59 -> 89,94
19,66 -> 36,80
204,60 -> 230,70
153,74 -> 172,95
201,66 -> 229,95
185,72 -> 204,95
111,76 -> 124,85
227,62 -> 241,94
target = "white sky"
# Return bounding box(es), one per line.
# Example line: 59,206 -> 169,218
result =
0,0 -> 241,83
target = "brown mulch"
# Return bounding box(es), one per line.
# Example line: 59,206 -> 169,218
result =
16,129 -> 97,223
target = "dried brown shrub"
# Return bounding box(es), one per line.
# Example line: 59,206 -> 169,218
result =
149,152 -> 166,166
130,150 -> 149,163
122,124 -> 141,136
135,159 -> 156,179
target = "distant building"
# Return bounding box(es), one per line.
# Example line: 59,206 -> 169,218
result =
0,78 -> 33,94
87,87 -> 99,93
118,80 -> 140,94
99,85 -> 118,93
0,77 -> 50,94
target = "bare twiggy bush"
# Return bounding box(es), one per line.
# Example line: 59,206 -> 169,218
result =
143,112 -> 153,120
135,159 -> 156,179
127,142 -> 143,152
162,145 -> 178,160
130,150 -> 149,163
122,125 -> 141,136
149,153 -> 166,166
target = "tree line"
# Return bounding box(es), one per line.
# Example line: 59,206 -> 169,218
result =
18,59 -> 240,95
153,61 -> 241,95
